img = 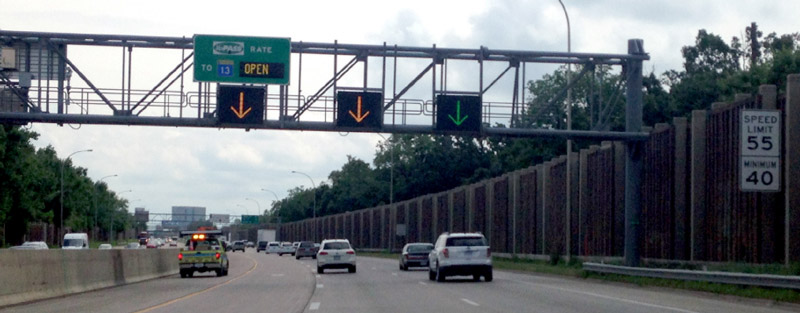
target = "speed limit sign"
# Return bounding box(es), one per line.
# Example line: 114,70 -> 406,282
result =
740,110 -> 781,192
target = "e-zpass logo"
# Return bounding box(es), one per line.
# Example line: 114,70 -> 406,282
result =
212,41 -> 244,56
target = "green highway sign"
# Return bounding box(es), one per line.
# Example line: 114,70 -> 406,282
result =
194,35 -> 290,84
241,215 -> 259,224
336,91 -> 383,129
217,85 -> 265,125
435,94 -> 482,133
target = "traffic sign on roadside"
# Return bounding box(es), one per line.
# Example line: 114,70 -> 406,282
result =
435,94 -> 482,133
336,91 -> 383,129
194,35 -> 290,84
740,110 -> 781,192
217,85 -> 265,125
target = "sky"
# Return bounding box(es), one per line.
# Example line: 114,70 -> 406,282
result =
2,0 -> 798,219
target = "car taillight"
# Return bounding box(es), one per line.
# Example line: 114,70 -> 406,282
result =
319,251 -> 328,255
215,253 -> 221,259
346,250 -> 355,255
487,247 -> 491,257
178,253 -> 183,260
404,254 -> 409,259
443,248 -> 449,258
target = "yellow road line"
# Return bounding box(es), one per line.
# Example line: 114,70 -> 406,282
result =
134,255 -> 258,313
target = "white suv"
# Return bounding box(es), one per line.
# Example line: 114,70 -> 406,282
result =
316,239 -> 356,274
428,233 -> 492,282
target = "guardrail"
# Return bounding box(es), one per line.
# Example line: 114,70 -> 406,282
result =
583,262 -> 800,290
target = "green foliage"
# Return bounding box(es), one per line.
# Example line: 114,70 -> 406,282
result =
0,125 -> 133,245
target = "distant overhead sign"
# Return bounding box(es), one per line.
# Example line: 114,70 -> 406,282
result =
194,35 -> 290,84
241,215 -> 259,224
435,94 -> 482,133
217,85 -> 265,125
209,214 -> 230,224
740,110 -> 781,192
336,91 -> 383,129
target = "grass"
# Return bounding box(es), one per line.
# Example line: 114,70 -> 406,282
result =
358,250 -> 800,303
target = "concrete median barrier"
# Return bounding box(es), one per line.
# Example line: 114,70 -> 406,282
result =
0,248 -> 178,307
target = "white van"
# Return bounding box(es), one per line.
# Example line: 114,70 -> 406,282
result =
62,233 -> 90,249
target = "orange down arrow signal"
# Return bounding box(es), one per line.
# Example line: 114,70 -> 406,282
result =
348,96 -> 370,123
230,92 -> 252,119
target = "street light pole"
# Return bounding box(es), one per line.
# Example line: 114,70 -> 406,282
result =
291,170 -> 316,241
558,0 -> 573,259
110,190 -> 133,243
261,188 -> 280,218
236,204 -> 250,216
245,197 -> 262,215
262,188 -> 281,240
95,174 -> 117,240
60,149 -> 92,242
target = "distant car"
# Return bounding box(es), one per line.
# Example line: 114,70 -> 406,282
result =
295,241 -> 317,259
279,242 -> 295,256
399,243 -> 434,270
231,241 -> 246,252
316,239 -> 356,274
169,241 -> 178,247
266,241 -> 280,254
146,241 -> 158,249
98,243 -> 113,250
257,241 -> 268,252
246,241 -> 255,248
428,233 -> 492,282
126,242 -> 141,249
10,241 -> 49,250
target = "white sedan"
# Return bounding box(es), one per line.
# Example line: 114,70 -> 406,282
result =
316,239 -> 356,274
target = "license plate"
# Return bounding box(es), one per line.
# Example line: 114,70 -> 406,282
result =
333,255 -> 341,261
194,263 -> 204,268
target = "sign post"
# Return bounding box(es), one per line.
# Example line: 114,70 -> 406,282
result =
740,110 -> 781,192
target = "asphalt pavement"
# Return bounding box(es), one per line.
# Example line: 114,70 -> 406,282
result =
2,249 -> 798,313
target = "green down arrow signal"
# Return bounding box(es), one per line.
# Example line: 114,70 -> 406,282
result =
448,100 -> 469,125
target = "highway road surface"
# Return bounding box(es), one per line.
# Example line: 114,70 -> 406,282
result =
2,250 -> 797,313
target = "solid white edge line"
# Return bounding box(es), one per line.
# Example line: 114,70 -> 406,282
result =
514,280 -> 700,313
309,302 -> 321,311
316,284 -> 323,288
461,298 -> 480,307
418,281 -> 427,285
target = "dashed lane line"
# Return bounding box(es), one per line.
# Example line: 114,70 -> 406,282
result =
461,298 -> 480,307
309,302 -> 321,311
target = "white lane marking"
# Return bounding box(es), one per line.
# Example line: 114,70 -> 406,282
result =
316,275 -> 321,278
309,302 -> 321,311
270,274 -> 285,277
392,272 -> 398,276
514,280 -> 699,313
418,282 -> 428,286
316,284 -> 324,288
461,298 -> 479,307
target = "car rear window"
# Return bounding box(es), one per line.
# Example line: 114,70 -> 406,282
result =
323,242 -> 350,250
300,241 -> 314,247
408,245 -> 433,253
445,237 -> 486,247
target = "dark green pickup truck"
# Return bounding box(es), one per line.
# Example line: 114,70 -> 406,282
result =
178,230 -> 229,278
